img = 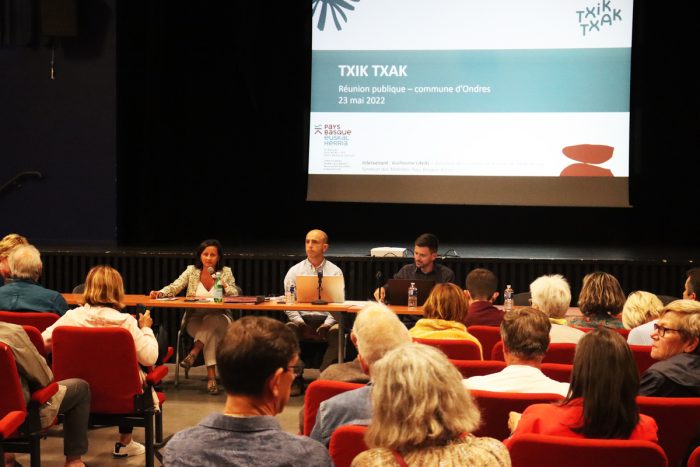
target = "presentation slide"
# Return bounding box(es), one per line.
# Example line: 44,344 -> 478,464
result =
308,0 -> 633,207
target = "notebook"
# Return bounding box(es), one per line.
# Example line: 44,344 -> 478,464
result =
295,275 -> 345,303
385,279 -> 436,306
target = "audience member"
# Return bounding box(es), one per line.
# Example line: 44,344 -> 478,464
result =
351,343 -> 510,466
623,291 -> 664,346
310,302 -> 411,446
374,233 -> 455,328
638,299 -> 700,396
410,283 -> 483,357
1,322 -> 90,467
164,316 -> 332,467
682,267 -> 700,301
465,268 -> 503,327
283,229 -> 343,394
508,328 -> 658,442
43,265 -> 157,458
529,274 -> 584,344
0,244 -> 68,315
150,238 -> 240,395
568,271 -> 625,329
0,233 -> 28,285
464,308 -> 569,397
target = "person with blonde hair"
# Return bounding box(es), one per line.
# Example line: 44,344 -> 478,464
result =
310,302 -> 412,446
623,291 -> 664,345
352,343 -> 510,466
0,233 -> 28,282
639,299 -> 700,397
568,271 -> 625,329
409,283 -> 483,355
529,274 -> 584,344
43,265 -> 157,458
0,243 -> 68,314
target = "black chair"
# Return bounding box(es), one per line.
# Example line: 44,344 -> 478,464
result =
656,294 -> 679,306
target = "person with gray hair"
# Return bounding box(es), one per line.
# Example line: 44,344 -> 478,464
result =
309,302 -> 412,446
464,308 -> 569,396
0,244 -> 68,315
529,274 -> 584,344
352,343 -> 510,466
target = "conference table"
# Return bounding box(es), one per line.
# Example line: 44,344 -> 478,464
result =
61,294 -> 421,369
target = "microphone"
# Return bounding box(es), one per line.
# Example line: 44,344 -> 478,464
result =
312,269 -> 328,305
207,266 -> 214,275
373,270 -> 384,301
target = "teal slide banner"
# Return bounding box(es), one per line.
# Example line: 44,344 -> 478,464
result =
311,49 -> 631,113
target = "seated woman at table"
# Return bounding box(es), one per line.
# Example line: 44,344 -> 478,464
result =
568,271 -> 625,329
409,283 -> 483,358
507,328 -> 658,443
149,238 -> 239,395
43,264 -> 158,458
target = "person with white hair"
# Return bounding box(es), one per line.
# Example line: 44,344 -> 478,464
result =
623,291 -> 664,345
0,244 -> 68,314
352,343 -> 510,466
529,274 -> 584,344
309,302 -> 412,446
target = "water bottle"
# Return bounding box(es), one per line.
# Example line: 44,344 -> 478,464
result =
286,282 -> 296,305
213,272 -> 224,303
407,282 -> 418,308
504,284 -> 514,312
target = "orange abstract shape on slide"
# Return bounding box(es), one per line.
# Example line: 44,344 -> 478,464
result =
560,144 -> 614,177
560,163 -> 613,177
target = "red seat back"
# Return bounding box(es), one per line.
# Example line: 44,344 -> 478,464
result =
51,326 -> 144,413
470,389 -> 564,441
450,359 -> 506,378
507,433 -> 668,467
21,325 -> 45,356
0,311 -> 59,332
491,341 -> 576,364
688,445 -> 700,467
628,345 -> 655,375
412,337 -> 482,360
0,343 -> 27,425
637,396 -> 700,467
303,380 -> 364,436
614,328 -> 631,338
540,363 -> 573,383
467,326 -> 501,360
329,424 -> 368,467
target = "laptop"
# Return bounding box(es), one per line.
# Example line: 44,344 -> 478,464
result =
386,279 -> 436,306
295,275 -> 345,303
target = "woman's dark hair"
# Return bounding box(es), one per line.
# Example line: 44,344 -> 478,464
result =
194,239 -> 224,271
565,328 -> 640,438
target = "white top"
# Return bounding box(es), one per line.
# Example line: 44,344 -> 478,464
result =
196,282 -> 213,298
284,258 -> 343,326
42,303 -> 158,367
549,323 -> 586,344
627,320 -> 656,346
464,364 -> 569,397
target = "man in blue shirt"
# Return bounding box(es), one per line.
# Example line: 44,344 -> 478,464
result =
164,316 -> 332,467
0,244 -> 68,315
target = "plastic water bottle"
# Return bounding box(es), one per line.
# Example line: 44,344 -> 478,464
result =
286,282 -> 296,305
504,284 -> 514,312
407,282 -> 418,308
213,272 -> 224,303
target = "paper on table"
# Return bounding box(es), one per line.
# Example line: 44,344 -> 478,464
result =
155,297 -> 178,301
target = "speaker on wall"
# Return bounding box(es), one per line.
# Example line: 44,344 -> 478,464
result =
40,0 -> 78,37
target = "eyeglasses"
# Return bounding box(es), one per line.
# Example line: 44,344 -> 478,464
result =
653,323 -> 682,338
287,364 -> 304,376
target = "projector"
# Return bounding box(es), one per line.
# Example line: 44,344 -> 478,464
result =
370,247 -> 407,258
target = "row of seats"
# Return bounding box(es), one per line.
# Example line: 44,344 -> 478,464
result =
0,318 -> 168,467
329,424 -> 700,467
303,379 -> 700,467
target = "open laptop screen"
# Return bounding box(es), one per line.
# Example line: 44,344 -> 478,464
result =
386,279 -> 436,306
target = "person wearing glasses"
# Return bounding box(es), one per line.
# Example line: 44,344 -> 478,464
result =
638,299 -> 700,397
164,316 -> 332,467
